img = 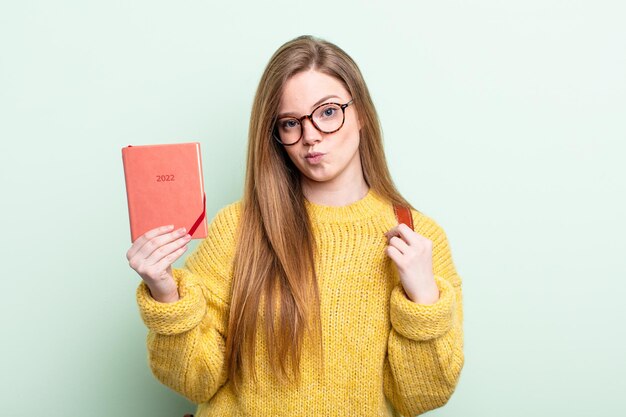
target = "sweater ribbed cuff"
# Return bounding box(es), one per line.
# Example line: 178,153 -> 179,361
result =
136,268 -> 207,336
390,275 -> 455,341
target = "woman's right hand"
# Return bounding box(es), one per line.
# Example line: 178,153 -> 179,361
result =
126,225 -> 192,303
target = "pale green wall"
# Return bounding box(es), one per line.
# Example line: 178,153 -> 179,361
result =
1,1 -> 625,416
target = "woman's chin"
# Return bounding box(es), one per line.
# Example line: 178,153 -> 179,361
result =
301,169 -> 336,184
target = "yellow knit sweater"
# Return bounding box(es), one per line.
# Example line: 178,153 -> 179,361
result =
136,190 -> 464,416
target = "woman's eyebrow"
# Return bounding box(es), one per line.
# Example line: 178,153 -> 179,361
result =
277,95 -> 341,118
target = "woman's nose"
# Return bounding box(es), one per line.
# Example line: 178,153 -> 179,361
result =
301,117 -> 322,144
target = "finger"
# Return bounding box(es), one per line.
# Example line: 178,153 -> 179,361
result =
388,235 -> 409,255
150,243 -> 189,274
398,223 -> 421,246
145,233 -> 192,267
127,224 -> 174,260
134,227 -> 189,261
385,245 -> 403,265
384,225 -> 400,239
389,223 -> 420,246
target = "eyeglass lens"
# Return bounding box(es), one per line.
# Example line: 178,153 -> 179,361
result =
276,103 -> 345,145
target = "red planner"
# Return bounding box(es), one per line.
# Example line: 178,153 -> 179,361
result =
121,142 -> 208,242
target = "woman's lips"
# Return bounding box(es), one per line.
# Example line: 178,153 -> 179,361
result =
305,152 -> 325,164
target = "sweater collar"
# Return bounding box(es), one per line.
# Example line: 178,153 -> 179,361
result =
304,188 -> 390,223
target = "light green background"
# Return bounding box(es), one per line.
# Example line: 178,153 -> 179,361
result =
1,1 -> 624,416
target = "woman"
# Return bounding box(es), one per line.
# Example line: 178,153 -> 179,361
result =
126,35 -> 464,416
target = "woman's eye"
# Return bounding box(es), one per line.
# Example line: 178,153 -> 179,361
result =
320,106 -> 337,118
280,119 -> 299,129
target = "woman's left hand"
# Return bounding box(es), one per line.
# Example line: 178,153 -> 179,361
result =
384,223 -> 440,305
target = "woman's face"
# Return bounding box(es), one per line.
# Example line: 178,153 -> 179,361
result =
277,69 -> 362,189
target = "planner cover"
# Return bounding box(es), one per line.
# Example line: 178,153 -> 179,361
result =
122,142 -> 208,242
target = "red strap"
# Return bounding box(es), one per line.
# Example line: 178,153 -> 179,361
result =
187,193 -> 206,236
393,204 -> 414,231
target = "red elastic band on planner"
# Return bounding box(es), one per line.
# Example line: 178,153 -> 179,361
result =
187,193 -> 206,236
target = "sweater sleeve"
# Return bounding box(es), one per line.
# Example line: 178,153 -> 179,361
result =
135,202 -> 240,404
383,215 -> 465,416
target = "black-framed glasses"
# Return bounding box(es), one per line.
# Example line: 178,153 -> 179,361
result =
272,99 -> 355,146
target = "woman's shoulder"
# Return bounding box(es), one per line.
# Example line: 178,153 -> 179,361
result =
210,199 -> 243,228
189,199 -> 242,271
195,200 -> 243,250
184,200 -> 242,303
408,207 -> 449,244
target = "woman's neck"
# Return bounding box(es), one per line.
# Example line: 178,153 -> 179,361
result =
301,174 -> 369,207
